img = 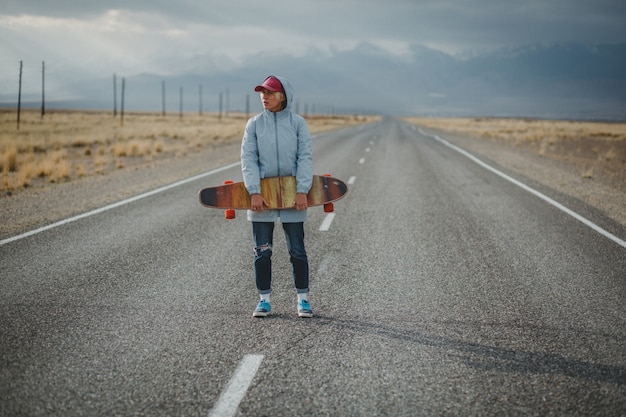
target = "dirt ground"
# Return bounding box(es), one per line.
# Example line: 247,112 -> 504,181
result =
1,115 -> 625,240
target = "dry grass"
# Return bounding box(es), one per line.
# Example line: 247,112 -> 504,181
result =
405,117 -> 626,181
1,110 -> 376,192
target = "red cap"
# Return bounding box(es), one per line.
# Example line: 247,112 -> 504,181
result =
254,76 -> 284,93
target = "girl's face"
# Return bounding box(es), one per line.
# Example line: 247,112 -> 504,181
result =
259,88 -> 284,112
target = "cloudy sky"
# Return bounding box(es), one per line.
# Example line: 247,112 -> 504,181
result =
2,0 -> 626,102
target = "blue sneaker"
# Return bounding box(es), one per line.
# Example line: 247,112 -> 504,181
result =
297,299 -> 313,318
253,300 -> 271,317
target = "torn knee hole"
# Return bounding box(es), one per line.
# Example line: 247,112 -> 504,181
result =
254,243 -> 272,256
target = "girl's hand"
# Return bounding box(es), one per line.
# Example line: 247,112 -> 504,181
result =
251,194 -> 268,212
294,193 -> 308,211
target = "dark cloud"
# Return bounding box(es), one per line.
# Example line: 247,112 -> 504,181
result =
3,0 -> 626,50
2,0 -> 626,89
2,0 -> 625,117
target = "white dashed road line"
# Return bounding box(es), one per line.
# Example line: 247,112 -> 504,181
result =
0,162 -> 242,246
208,354 -> 264,417
419,129 -> 626,249
319,213 -> 336,231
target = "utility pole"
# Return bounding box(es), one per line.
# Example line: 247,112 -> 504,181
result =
41,61 -> 45,120
17,61 -> 23,130
113,74 -> 117,117
161,80 -> 166,117
120,77 -> 125,126
199,84 -> 203,116
179,86 -> 183,120
225,88 -> 229,117
219,92 -> 223,121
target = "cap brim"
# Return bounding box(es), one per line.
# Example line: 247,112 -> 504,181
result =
254,85 -> 282,92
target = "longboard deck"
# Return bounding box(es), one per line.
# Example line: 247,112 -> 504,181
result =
199,175 -> 348,210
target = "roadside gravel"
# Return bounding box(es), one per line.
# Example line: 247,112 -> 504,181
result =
0,141 -> 241,240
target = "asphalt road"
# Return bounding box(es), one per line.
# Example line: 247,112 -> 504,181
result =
1,118 -> 625,416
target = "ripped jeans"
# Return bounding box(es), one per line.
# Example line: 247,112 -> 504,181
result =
252,221 -> 309,295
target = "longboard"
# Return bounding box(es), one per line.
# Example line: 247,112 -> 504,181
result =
199,175 -> 348,218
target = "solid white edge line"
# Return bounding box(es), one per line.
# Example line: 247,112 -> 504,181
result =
208,354 -> 264,417
0,161 -> 241,246
319,213 -> 337,231
419,129 -> 626,249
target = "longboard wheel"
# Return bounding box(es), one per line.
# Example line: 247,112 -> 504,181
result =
224,209 -> 236,220
223,180 -> 235,220
322,175 -> 334,212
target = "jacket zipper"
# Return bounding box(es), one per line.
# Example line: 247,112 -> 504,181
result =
274,112 -> 281,176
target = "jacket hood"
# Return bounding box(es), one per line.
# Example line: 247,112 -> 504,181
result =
271,75 -> 294,112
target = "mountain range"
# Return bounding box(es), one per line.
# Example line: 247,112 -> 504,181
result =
6,42 -> 626,120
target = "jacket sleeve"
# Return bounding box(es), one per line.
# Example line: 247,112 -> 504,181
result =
241,119 -> 262,195
295,117 -> 313,194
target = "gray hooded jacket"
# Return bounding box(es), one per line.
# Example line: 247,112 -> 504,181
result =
241,75 -> 313,222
